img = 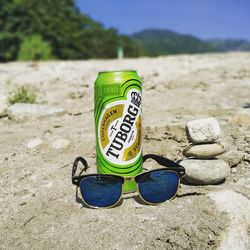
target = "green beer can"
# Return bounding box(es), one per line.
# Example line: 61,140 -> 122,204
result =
94,70 -> 143,193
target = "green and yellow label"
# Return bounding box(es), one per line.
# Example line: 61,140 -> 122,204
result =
99,89 -> 142,164
94,72 -> 142,193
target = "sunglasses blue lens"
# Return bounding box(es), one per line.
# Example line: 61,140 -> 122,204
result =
137,170 -> 179,204
79,175 -> 123,207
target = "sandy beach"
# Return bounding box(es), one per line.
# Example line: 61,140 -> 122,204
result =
0,52 -> 250,249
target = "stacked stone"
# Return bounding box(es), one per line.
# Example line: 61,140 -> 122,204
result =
180,118 -> 230,185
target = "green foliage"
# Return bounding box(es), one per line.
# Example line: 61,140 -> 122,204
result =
9,86 -> 36,104
18,35 -> 52,61
0,32 -> 21,61
0,0 -> 143,61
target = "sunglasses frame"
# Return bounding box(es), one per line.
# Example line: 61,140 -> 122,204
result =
72,154 -> 185,208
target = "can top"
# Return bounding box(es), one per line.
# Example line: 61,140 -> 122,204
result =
96,70 -> 140,85
98,70 -> 136,74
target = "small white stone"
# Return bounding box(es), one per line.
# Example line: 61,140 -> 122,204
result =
231,168 -> 237,174
7,103 -> 66,121
243,153 -> 250,162
180,159 -> 230,185
26,138 -> 43,149
52,139 -> 71,150
186,118 -> 221,144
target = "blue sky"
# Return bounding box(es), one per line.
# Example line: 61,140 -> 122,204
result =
76,0 -> 250,40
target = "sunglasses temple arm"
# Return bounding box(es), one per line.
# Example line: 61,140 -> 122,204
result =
143,154 -> 183,169
71,157 -> 89,185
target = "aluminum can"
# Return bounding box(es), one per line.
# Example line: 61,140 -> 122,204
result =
94,70 -> 142,193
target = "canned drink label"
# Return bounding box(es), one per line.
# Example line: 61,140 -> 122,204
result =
98,88 -> 142,165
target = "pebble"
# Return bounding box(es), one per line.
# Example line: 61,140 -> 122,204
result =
0,94 -> 8,117
26,138 -> 43,149
52,139 -> 71,150
231,168 -> 237,174
183,142 -> 227,159
186,118 -> 220,144
243,153 -> 250,163
180,159 -> 230,185
7,103 -> 66,121
231,109 -> 250,127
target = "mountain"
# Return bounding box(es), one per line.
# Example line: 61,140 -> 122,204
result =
131,29 -> 217,56
131,29 -> 250,56
207,39 -> 250,51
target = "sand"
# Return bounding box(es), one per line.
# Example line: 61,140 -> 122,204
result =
0,52 -> 250,249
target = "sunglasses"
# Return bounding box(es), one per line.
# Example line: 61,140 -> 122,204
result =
72,154 -> 185,208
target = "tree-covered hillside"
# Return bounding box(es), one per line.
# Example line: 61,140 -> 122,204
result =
131,29 -> 217,56
208,39 -> 250,51
131,29 -> 250,56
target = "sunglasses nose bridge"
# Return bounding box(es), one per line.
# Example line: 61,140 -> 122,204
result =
122,176 -> 137,194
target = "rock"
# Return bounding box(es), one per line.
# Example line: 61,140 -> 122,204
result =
183,142 -> 227,159
26,138 -> 43,149
231,109 -> 250,127
180,159 -> 230,185
0,94 -> 8,117
52,139 -> 71,150
7,103 -> 66,121
231,168 -> 237,174
208,190 -> 250,250
186,118 -> 220,144
243,153 -> 250,163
